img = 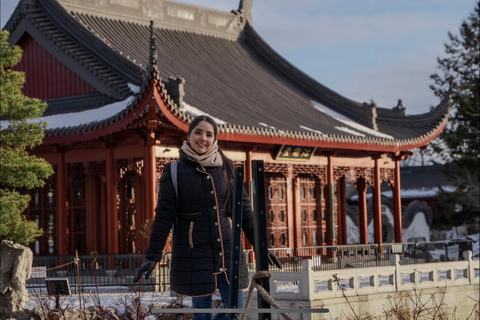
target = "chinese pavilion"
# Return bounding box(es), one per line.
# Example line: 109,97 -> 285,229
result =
4,0 -> 452,256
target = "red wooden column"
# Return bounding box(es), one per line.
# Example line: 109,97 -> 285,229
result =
392,158 -> 403,243
287,165 -> 300,249
357,177 -> 368,244
56,150 -> 68,255
106,148 -> 118,257
372,156 -> 383,245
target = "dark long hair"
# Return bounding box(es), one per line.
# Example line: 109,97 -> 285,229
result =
188,115 -> 235,211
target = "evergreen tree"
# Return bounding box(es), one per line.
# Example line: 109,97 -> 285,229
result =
429,2 -> 479,230
0,30 -> 54,245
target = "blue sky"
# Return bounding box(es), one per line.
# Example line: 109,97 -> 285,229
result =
1,0 -> 476,114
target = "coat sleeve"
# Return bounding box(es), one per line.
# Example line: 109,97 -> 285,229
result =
145,162 -> 177,261
241,188 -> 256,248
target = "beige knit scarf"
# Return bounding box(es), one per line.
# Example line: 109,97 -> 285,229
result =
181,140 -> 223,167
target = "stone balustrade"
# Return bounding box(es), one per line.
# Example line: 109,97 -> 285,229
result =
248,251 -> 479,319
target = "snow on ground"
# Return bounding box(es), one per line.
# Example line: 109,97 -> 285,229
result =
26,286 -> 192,314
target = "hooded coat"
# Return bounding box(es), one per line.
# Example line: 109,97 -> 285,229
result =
145,155 -> 256,297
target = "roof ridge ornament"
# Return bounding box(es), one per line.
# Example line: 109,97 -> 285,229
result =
147,19 -> 158,74
392,99 -> 406,115
166,76 -> 186,112
238,0 -> 252,23
363,100 -> 378,131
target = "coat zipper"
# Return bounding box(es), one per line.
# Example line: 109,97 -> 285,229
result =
196,166 -> 225,270
189,221 -> 194,248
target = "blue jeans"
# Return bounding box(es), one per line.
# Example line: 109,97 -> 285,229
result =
192,274 -> 246,320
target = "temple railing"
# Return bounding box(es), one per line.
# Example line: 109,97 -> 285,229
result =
27,241 -> 476,292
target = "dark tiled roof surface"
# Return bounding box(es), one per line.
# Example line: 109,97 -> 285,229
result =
44,93 -> 116,116
4,0 -> 452,147
74,12 -> 450,142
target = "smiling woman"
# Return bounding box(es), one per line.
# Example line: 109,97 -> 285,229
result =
134,114 -> 281,320
187,117 -> 216,155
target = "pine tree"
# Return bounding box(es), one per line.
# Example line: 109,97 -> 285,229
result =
429,2 -> 479,231
0,30 -> 54,245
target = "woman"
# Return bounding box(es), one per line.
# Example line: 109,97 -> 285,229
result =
134,115 -> 279,320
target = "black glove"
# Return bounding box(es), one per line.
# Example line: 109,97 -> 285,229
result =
268,250 -> 282,269
133,259 -> 157,283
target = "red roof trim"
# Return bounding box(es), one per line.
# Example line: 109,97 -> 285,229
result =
217,120 -> 446,152
42,74 -> 448,152
153,78 -> 190,133
43,82 -> 155,145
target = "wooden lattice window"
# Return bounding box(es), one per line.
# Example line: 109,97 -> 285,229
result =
25,169 -> 57,255
67,163 -> 86,255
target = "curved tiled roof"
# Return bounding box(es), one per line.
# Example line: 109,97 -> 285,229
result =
4,0 -> 452,150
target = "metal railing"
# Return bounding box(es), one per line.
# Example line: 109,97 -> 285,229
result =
27,253 -> 170,292
246,244 -> 396,272
28,241 -> 474,291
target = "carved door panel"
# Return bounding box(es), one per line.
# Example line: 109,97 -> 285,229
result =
265,173 -> 288,247
298,176 -> 325,247
118,171 -> 138,254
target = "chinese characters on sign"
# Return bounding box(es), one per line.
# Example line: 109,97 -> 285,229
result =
275,145 -> 316,161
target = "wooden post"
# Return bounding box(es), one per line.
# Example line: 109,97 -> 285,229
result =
245,150 -> 254,251
252,160 -> 271,320
75,250 -> 82,310
325,154 -> 336,245
144,132 -> 157,222
228,167 -> 244,315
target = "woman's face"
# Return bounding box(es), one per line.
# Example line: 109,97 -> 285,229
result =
187,120 -> 215,155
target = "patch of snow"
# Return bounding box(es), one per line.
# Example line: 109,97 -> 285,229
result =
33,96 -> 136,130
311,100 -> 394,139
334,126 -> 365,137
259,122 -> 276,130
274,281 -> 298,293
128,83 -> 140,94
26,288 -> 192,313
183,102 -> 227,125
315,280 -> 329,292
299,125 -> 323,135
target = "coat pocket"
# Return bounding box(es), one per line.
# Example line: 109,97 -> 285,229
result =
188,221 -> 194,248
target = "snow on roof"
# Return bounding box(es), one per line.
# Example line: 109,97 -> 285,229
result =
299,125 -> 324,135
183,102 -> 227,125
311,101 -> 394,139
259,122 -> 276,130
39,95 -> 136,129
128,83 -> 140,94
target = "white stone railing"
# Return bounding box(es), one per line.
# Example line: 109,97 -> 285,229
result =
253,251 -> 479,301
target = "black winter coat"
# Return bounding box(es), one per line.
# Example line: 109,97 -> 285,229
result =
145,157 -> 256,297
